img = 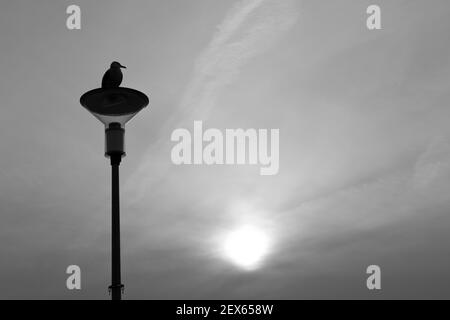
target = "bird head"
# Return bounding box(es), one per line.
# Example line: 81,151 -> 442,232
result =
111,61 -> 126,69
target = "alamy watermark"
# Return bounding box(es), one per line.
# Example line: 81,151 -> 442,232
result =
171,121 -> 279,175
366,5 -> 382,30
366,265 -> 381,290
66,265 -> 81,290
66,5 -> 81,30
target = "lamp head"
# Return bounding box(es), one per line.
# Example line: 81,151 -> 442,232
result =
80,87 -> 149,127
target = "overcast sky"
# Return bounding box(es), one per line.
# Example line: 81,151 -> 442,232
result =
1,0 -> 450,299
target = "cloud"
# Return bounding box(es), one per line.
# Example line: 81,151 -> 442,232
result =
272,134 -> 450,267
125,0 -> 299,201
413,136 -> 450,189
183,0 -> 298,118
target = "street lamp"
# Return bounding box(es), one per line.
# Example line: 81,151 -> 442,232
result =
80,87 -> 149,300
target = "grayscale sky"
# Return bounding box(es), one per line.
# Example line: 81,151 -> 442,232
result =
1,0 -> 450,299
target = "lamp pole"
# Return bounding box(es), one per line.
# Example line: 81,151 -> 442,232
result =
107,123 -> 125,300
80,88 -> 149,300
110,154 -> 123,300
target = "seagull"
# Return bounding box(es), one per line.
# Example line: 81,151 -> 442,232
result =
102,61 -> 127,88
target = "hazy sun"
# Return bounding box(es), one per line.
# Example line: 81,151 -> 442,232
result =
223,225 -> 270,271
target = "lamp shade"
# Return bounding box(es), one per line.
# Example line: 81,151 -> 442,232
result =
80,88 -> 149,127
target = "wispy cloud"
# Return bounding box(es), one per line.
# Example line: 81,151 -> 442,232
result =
274,135 -> 450,262
125,0 -> 299,200
181,0 -> 298,119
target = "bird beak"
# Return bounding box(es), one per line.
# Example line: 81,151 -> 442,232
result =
120,65 -> 127,69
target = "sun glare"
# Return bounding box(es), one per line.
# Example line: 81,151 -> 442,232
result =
223,225 -> 270,271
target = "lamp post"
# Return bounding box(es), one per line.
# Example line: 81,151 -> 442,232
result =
80,87 -> 149,300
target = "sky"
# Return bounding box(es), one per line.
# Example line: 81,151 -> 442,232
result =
1,0 -> 450,299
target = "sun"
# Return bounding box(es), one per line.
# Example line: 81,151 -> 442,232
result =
223,225 -> 270,271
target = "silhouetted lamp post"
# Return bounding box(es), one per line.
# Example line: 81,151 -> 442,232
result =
80,87 -> 149,300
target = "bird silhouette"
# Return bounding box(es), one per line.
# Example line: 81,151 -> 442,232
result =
102,61 -> 126,88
